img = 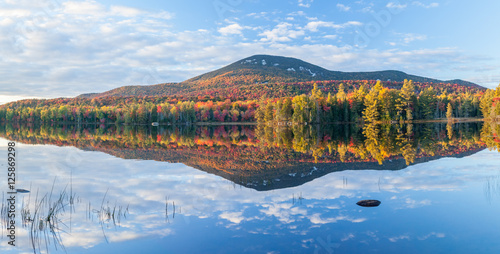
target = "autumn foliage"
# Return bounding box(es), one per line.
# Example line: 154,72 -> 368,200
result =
0,79 -> 490,125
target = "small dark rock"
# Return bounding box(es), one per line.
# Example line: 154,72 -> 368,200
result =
356,200 -> 381,207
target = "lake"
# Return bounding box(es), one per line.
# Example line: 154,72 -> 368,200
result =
1,122 -> 500,253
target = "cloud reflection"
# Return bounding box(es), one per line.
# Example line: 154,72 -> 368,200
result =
1,139 -> 500,253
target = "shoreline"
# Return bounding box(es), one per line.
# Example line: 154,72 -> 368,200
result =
0,118 -> 489,126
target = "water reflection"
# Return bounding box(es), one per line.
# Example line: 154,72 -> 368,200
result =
0,130 -> 499,253
0,122 -> 491,191
481,121 -> 500,151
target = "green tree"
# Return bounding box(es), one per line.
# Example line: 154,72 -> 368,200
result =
418,86 -> 437,119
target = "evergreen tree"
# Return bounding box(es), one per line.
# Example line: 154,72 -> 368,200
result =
418,86 -> 437,119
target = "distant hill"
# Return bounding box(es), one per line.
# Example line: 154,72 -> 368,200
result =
78,83 -> 181,99
78,54 -> 484,99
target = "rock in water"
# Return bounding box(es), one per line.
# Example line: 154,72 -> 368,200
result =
357,200 -> 381,207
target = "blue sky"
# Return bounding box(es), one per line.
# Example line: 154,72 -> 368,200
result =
1,0 -> 499,104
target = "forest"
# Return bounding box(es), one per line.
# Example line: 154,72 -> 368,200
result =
0,80 -> 498,125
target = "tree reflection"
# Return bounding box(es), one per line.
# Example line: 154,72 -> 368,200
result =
0,122 -> 494,190
0,122 -> 491,166
481,121 -> 500,151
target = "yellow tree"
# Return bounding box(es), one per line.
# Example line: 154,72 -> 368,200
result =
400,79 -> 416,121
446,102 -> 453,120
362,81 -> 383,122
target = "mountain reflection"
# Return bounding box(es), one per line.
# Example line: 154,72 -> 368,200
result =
0,121 -> 494,190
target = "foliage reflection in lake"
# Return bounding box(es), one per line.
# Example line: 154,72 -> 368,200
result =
0,122 -> 500,253
0,122 -> 492,191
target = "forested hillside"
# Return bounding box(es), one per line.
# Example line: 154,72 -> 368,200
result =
0,80 -> 488,125
0,55 -> 495,124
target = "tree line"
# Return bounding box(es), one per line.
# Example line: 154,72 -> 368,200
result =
256,80 -> 486,124
0,80 -> 498,124
0,98 -> 258,124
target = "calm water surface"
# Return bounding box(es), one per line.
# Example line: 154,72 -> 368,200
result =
1,123 -> 500,253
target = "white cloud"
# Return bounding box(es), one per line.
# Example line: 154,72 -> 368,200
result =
218,23 -> 245,36
288,10 -> 306,17
323,35 -> 338,40
219,212 -> 245,224
387,1 -> 438,10
0,95 -> 43,105
413,1 -> 439,8
390,33 -> 428,45
310,214 -> 366,224
305,21 -> 362,32
259,22 -> 305,42
0,8 -> 33,18
389,234 -> 410,242
356,1 -> 375,13
0,0 -> 497,102
402,33 -> 427,44
337,4 -> 351,12
401,198 -> 432,209
0,1 -> 178,99
110,5 -> 144,17
386,2 -> 408,10
62,0 -> 106,16
418,232 -> 446,240
298,0 -> 313,8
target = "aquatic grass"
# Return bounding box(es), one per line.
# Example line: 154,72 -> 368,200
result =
27,178 -> 70,254
14,180 -> 129,254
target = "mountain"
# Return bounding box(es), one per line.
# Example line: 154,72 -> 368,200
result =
78,83 -> 182,99
184,54 -> 451,84
78,54 -> 483,99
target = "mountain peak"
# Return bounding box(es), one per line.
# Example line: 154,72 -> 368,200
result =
183,54 -> 482,87
77,54 -> 484,99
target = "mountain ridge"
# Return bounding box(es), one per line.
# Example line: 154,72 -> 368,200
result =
78,54 -> 483,99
